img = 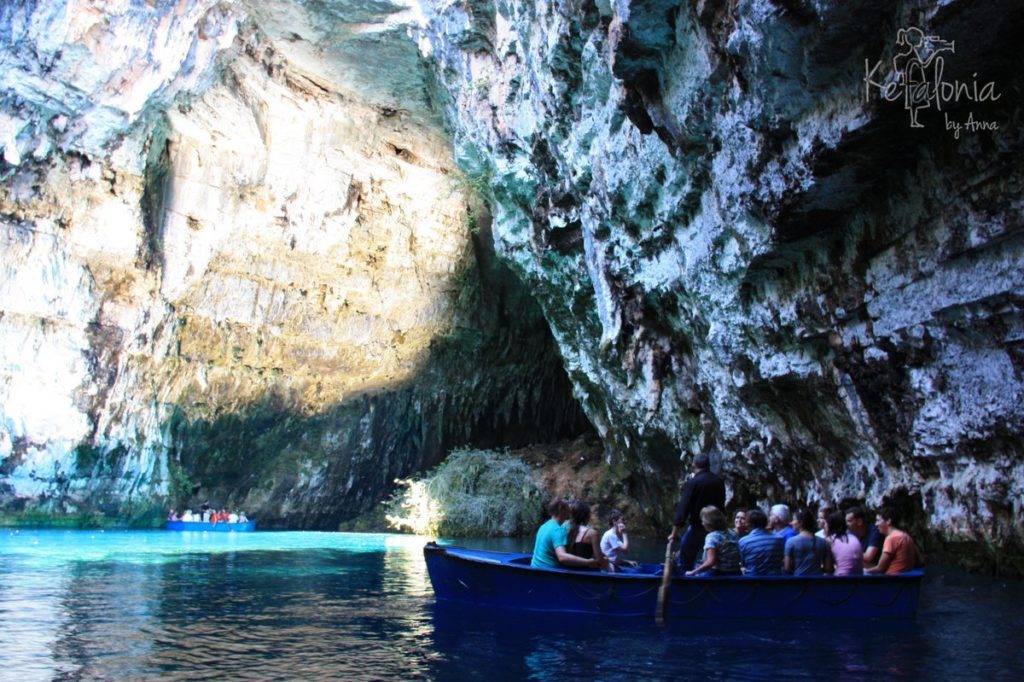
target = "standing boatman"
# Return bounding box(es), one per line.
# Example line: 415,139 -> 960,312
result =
668,452 -> 725,571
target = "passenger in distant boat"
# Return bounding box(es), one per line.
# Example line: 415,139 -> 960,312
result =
229,512 -> 238,524
600,510 -> 639,572
732,510 -> 749,541
866,507 -> 923,575
167,510 -> 180,522
784,509 -> 834,576
669,452 -> 725,571
815,503 -> 834,538
531,499 -> 601,570
738,508 -> 785,575
182,509 -> 195,522
825,511 -> 863,576
845,506 -> 884,567
770,504 -> 797,541
685,506 -> 741,576
565,501 -> 606,570
238,512 -> 249,523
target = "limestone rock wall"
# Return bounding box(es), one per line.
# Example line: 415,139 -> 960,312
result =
0,0 -> 588,526
417,0 -> 1024,569
3,0 -> 1022,568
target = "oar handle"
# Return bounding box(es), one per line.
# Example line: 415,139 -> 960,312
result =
656,537 -> 675,625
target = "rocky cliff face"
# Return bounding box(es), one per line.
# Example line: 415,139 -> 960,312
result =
416,0 -> 1024,569
0,0 -> 587,527
1,0 -> 1021,569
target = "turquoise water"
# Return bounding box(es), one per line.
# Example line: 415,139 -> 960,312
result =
1,529 -> 1022,680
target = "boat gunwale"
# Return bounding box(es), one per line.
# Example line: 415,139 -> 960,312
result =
165,521 -> 257,531
426,542 -> 925,584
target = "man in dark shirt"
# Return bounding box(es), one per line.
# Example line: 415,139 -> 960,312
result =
669,452 -> 725,570
846,506 -> 884,567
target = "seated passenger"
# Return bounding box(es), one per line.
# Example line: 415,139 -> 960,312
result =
738,508 -> 785,575
167,510 -> 180,521
238,512 -> 249,523
815,503 -> 834,538
182,509 -> 194,522
228,512 -> 238,524
826,511 -> 863,576
770,504 -> 797,541
686,506 -> 741,576
784,509 -> 834,576
732,509 -> 749,541
845,506 -> 884,567
531,499 -> 600,570
565,501 -> 607,570
866,507 -> 923,574
600,510 -> 639,571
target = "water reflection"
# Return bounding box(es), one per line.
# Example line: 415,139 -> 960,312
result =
1,531 -> 1023,680
0,557 -> 73,680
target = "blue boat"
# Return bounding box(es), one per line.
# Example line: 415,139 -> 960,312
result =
165,520 -> 256,532
424,543 -> 923,619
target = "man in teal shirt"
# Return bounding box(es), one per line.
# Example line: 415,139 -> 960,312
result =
531,499 -> 602,569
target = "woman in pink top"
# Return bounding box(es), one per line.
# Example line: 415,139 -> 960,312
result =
826,511 -> 864,575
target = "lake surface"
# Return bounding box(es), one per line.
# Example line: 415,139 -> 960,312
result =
1,530 -> 1022,681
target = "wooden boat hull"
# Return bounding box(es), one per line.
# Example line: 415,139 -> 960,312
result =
165,520 -> 256,532
424,543 -> 922,619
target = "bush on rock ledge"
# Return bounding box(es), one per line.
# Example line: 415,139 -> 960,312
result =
385,448 -> 542,537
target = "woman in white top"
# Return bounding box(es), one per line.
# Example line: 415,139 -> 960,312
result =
600,510 -> 638,571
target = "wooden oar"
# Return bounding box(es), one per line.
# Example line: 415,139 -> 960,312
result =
656,538 -> 673,625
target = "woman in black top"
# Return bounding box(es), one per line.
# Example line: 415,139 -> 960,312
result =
566,501 -> 607,569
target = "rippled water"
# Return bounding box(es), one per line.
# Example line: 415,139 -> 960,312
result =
1,530 -> 1022,680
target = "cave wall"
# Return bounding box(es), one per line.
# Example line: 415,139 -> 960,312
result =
415,0 -> 1024,568
0,0 -> 588,526
2,0 -> 1022,567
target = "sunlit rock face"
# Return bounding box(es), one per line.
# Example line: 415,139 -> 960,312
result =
417,0 -> 1024,569
0,0 -> 587,526
3,0 -> 1021,568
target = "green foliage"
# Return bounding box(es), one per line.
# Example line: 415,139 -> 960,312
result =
74,443 -> 128,476
385,448 -> 542,537
448,165 -> 493,235
0,510 -> 116,529
166,456 -> 195,508
471,75 -> 491,98
74,444 -> 100,474
448,165 -> 493,199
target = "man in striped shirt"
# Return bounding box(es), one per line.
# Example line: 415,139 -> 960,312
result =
738,508 -> 786,575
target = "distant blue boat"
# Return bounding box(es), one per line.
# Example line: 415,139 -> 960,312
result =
424,543 -> 922,619
165,520 -> 256,532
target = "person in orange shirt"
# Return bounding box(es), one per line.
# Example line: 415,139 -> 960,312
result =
866,506 -> 923,574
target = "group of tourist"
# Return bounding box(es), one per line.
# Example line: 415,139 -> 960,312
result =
531,452 -> 923,577
531,499 -> 640,573
669,453 -> 922,577
168,505 -> 249,524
